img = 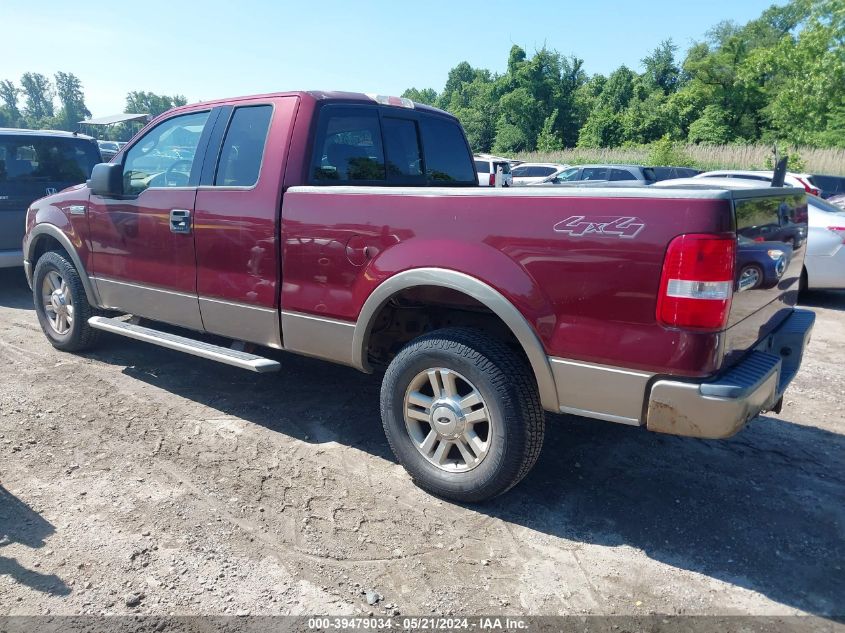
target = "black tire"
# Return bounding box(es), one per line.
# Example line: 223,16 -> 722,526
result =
799,267 -> 809,296
33,250 -> 101,352
380,327 -> 545,503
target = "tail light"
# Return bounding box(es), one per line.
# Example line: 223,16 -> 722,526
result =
795,177 -> 820,196
657,234 -> 736,331
828,226 -> 845,243
489,173 -> 496,186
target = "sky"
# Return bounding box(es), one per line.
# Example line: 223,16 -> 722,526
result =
4,0 -> 780,118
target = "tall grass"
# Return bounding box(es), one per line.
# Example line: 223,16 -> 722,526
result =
517,144 -> 845,176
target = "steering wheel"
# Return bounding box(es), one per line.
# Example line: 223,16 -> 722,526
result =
164,160 -> 193,187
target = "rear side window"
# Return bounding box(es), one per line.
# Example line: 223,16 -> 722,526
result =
312,107 -> 386,183
0,136 -> 100,183
580,167 -> 607,181
474,160 -> 490,174
419,116 -> 475,183
382,118 -> 423,179
214,105 -> 273,187
609,168 -> 636,181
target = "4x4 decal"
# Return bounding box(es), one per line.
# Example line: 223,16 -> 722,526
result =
553,215 -> 645,239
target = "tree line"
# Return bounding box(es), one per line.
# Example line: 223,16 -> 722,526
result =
402,0 -> 844,154
0,72 -> 186,141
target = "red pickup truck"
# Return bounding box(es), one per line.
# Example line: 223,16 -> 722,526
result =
22,91 -> 814,502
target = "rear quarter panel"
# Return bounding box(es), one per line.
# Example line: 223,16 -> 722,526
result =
281,188 -> 737,376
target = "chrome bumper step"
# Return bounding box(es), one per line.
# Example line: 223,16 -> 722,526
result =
88,316 -> 281,373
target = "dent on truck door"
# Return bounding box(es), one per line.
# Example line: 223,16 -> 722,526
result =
193,96 -> 298,349
87,109 -> 215,330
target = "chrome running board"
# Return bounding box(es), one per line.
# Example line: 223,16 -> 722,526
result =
88,316 -> 280,373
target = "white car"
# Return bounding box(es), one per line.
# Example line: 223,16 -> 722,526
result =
473,154 -> 514,187
510,162 -> 568,186
656,177 -> 845,290
693,169 -> 820,196
805,195 -> 845,290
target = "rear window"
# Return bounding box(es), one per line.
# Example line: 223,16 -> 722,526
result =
419,116 -> 475,183
311,105 -> 474,186
474,160 -> 490,174
0,135 -> 100,184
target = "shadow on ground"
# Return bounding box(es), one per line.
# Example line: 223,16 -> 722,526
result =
0,277 -> 841,615
0,486 -> 71,596
799,289 -> 845,311
0,267 -> 33,311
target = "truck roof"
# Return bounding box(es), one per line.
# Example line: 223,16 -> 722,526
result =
166,90 -> 452,118
0,128 -> 96,141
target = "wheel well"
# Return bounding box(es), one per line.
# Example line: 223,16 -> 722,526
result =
366,285 -> 529,369
31,235 -> 69,264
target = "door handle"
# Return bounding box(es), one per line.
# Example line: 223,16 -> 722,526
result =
170,209 -> 192,234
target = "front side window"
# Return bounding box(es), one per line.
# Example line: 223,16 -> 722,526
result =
553,168 -> 580,182
215,105 -> 273,187
122,110 -> 210,195
312,107 -> 386,182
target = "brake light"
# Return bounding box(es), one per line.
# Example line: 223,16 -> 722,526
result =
366,94 -> 415,109
795,177 -> 820,196
828,226 -> 845,243
657,234 -> 736,331
489,173 -> 496,186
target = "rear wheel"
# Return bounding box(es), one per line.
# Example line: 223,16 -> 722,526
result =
33,251 -> 101,352
380,327 -> 545,503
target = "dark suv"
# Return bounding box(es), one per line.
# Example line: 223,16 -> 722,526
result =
0,129 -> 101,268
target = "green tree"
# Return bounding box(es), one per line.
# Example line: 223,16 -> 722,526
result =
20,72 -> 54,125
641,39 -> 681,94
125,91 -> 188,117
0,80 -> 21,118
688,104 -> 733,144
54,71 -> 90,130
536,109 -> 564,151
401,87 -> 437,105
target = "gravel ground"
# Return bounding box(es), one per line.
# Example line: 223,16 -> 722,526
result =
0,266 -> 842,618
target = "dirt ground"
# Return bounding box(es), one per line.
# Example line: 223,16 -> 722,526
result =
0,266 -> 842,618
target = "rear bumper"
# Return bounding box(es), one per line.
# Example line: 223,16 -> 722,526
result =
646,309 -> 815,438
0,249 -> 24,269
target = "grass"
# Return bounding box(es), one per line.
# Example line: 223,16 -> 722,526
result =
516,144 -> 845,176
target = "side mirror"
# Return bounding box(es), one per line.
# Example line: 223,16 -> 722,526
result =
88,163 -> 123,198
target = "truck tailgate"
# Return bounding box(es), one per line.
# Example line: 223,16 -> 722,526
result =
723,189 -> 808,368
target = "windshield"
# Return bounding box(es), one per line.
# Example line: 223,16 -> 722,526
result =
0,135 -> 100,183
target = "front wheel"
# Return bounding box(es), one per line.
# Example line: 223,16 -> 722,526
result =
380,327 -> 545,503
33,251 -> 101,352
